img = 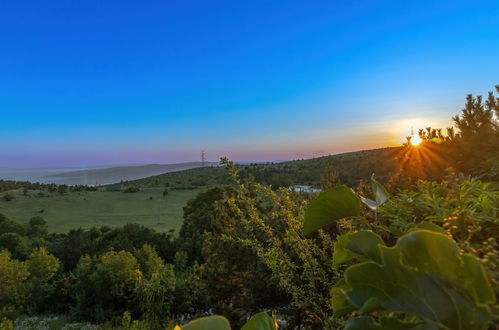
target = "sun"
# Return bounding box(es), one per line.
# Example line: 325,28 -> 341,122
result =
411,134 -> 422,146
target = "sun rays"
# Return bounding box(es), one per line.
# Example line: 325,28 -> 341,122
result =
391,140 -> 452,186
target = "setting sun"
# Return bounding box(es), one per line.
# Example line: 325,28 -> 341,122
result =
411,134 -> 423,146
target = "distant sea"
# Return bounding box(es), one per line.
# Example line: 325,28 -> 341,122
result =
0,167 -> 109,184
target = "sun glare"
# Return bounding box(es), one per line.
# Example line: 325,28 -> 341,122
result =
411,135 -> 422,146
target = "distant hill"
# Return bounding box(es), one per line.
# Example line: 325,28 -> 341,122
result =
110,147 -> 402,189
44,162 -> 218,185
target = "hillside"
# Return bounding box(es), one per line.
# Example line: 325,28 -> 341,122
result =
111,147 -> 402,189
43,162 -> 218,185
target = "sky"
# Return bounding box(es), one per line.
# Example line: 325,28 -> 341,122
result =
1,0 -> 498,167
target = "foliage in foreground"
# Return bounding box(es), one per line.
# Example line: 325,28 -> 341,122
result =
333,230 -> 494,329
304,180 -> 496,329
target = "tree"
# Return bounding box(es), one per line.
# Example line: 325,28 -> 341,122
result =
320,164 -> 341,190
2,193 -> 15,202
0,233 -> 30,260
0,251 -> 29,317
0,216 -> 26,236
25,248 -> 60,314
73,250 -> 139,322
27,216 -> 48,239
26,247 -> 59,283
134,244 -> 165,278
176,186 -> 237,264
135,263 -> 175,328
451,86 -> 499,177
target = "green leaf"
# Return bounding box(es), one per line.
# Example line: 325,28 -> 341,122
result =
343,230 -> 495,330
409,222 -> 446,234
180,315 -> 231,330
371,174 -> 389,206
241,312 -> 277,330
333,230 -> 384,268
330,278 -> 355,317
303,185 -> 360,235
345,316 -> 427,330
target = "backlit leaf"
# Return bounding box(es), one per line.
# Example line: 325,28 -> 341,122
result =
371,174 -> 389,206
181,315 -> 231,330
333,230 -> 384,268
303,186 -> 360,235
241,312 -> 277,330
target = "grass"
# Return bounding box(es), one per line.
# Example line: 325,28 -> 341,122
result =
0,188 -> 201,233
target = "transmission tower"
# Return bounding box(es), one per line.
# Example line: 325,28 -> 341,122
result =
201,151 -> 205,167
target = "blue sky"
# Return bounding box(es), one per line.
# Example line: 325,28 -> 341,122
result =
1,0 -> 498,167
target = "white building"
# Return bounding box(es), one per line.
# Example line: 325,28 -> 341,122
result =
293,185 -> 321,193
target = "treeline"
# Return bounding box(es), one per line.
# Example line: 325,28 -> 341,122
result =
0,179 -> 98,194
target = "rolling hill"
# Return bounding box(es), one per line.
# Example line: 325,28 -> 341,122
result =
108,147 -> 402,189
43,162 -> 218,185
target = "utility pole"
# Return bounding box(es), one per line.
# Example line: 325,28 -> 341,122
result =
201,151 -> 205,167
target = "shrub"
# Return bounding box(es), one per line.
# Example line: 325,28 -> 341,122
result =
0,233 -> 30,260
0,251 -> 29,317
25,248 -> 60,314
73,250 -> 139,322
2,193 -> 15,202
123,187 -> 140,193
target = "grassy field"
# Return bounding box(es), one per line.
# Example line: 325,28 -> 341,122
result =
0,188 -> 201,233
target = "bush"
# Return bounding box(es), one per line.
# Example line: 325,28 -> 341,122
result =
73,250 -> 139,322
2,193 -> 15,202
25,248 -> 60,314
0,251 -> 29,318
122,187 -> 140,193
0,233 -> 30,260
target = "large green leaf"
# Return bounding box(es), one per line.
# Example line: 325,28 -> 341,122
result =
332,230 -> 384,268
341,230 -> 495,330
303,185 -> 360,235
409,222 -> 446,234
344,316 -> 427,330
241,312 -> 277,330
331,278 -> 355,317
180,315 -> 231,330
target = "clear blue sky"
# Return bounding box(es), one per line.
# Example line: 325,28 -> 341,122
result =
1,0 -> 498,167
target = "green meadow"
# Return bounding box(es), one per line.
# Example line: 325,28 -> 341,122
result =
0,188 -> 201,233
